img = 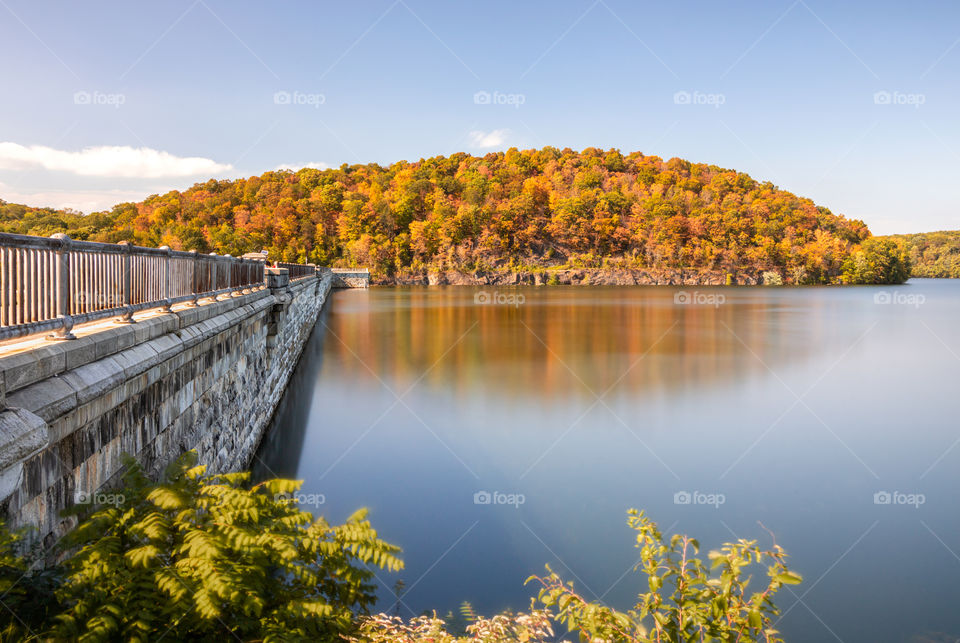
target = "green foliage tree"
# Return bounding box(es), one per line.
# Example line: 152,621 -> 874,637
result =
841,237 -> 912,284
49,453 -> 402,642
528,510 -> 800,642
1,491 -> 800,643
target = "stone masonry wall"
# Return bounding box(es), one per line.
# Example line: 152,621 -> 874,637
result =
0,270 -> 332,548
330,269 -> 370,289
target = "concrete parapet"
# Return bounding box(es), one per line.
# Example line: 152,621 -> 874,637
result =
330,268 -> 370,289
0,270 -> 333,547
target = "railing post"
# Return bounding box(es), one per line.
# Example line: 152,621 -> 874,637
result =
225,254 -> 239,297
117,241 -> 135,323
47,233 -> 76,340
189,250 -> 199,306
240,259 -> 250,294
159,246 -> 173,312
209,252 -> 218,301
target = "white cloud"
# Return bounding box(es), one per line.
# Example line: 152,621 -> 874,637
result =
272,162 -> 331,171
467,129 -> 509,149
0,184 -> 153,213
0,142 -> 233,178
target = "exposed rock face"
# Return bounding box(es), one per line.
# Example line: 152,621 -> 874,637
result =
380,269 -> 760,286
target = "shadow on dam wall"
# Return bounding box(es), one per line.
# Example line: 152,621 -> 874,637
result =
252,301 -> 333,481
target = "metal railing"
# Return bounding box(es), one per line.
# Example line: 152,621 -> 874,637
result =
0,233 -> 268,341
273,261 -> 318,281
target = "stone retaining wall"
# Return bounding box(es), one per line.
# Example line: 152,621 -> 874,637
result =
0,270 -> 332,548
331,268 -> 370,289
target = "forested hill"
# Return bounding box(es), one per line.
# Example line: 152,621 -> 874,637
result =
880,230 -> 960,278
0,147 -> 910,284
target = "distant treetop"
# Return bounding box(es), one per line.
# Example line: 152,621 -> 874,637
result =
0,147 -> 911,284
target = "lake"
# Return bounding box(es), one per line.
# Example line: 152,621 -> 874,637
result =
254,279 -> 960,642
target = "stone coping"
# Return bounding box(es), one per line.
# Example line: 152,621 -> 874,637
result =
0,275 -> 323,400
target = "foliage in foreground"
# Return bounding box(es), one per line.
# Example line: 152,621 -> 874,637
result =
1,453 -> 402,642
0,522 -> 62,641
347,603 -> 555,643
355,510 -> 801,643
0,457 -> 800,642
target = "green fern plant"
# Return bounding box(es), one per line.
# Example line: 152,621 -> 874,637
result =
51,452 -> 402,642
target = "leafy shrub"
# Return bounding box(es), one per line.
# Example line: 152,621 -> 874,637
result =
529,510 -> 800,642
348,604 -> 555,643
0,453 -> 403,642
0,467 -> 798,642
352,510 -> 801,642
0,522 -> 62,641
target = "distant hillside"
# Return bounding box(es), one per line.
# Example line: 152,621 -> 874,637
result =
881,230 -> 960,278
1,147 -> 911,284
0,200 -> 114,238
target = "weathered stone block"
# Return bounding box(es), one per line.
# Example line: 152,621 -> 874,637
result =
0,408 -> 47,471
0,344 -> 66,395
60,356 -> 125,406
7,377 -> 77,424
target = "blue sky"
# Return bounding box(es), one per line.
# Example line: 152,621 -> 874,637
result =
0,0 -> 957,234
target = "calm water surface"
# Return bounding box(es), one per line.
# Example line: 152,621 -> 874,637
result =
255,279 -> 960,643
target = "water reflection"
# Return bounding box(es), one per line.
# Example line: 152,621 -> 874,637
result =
256,280 -> 960,643
252,302 -> 332,480
317,286 -> 858,403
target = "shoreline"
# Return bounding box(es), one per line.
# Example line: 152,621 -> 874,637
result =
374,268 -> 764,286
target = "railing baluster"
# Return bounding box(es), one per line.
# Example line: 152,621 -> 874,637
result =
159,246 -> 173,313
118,241 -> 134,323
209,253 -> 218,298
97,252 -> 104,311
0,233 -> 316,340
1,247 -> 7,326
189,250 -> 199,306
48,233 -> 75,340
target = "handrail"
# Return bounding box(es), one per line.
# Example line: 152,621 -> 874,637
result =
273,261 -> 318,281
0,233 -> 271,342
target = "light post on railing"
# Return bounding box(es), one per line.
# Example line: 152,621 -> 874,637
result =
117,241 -> 135,323
48,233 -> 76,340
159,246 -> 173,312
